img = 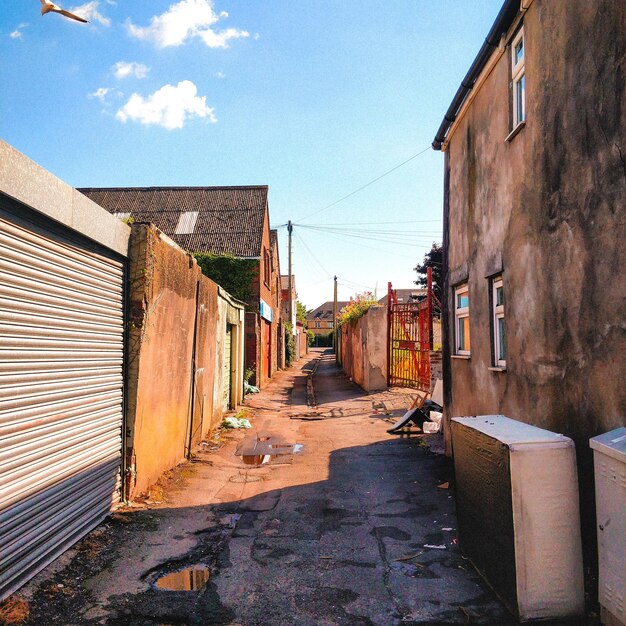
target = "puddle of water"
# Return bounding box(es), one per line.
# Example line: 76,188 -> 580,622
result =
235,435 -> 304,466
241,454 -> 271,466
154,566 -> 210,591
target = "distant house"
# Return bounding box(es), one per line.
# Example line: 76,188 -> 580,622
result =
377,289 -> 426,306
307,301 -> 349,339
434,0 -> 625,579
79,186 -> 281,387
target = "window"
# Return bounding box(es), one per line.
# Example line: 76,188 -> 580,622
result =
511,28 -> 525,127
454,284 -> 470,355
492,277 -> 506,366
328,321 -> 334,329
315,322 -> 321,328
263,249 -> 271,287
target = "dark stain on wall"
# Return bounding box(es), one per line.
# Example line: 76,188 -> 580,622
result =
443,0 -> 626,582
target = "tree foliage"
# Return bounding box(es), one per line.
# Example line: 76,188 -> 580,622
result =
194,253 -> 258,307
296,301 -> 308,324
414,243 -> 443,301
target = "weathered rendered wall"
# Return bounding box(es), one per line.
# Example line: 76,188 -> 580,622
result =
443,0 -> 626,564
341,306 -> 387,392
126,224 -> 243,497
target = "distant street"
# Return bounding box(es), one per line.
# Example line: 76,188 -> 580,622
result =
14,349 -> 511,625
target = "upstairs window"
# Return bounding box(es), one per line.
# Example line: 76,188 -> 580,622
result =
492,277 -> 506,367
315,322 -> 321,328
454,283 -> 470,355
511,28 -> 525,127
328,321 -> 334,329
263,249 -> 271,287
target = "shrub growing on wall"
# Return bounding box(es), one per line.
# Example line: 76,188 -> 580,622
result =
338,292 -> 379,326
284,322 -> 295,366
194,253 -> 257,307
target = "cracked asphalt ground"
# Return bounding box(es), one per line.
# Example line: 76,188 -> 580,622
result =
10,349 -> 513,626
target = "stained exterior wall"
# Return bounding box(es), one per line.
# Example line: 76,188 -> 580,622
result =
126,224 -> 243,497
341,306 -> 387,392
442,0 -> 625,562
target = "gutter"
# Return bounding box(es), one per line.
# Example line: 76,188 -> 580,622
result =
432,0 -> 520,150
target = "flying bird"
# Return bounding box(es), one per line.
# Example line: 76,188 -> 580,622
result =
40,0 -> 89,23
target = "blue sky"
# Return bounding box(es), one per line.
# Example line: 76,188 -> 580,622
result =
0,0 -> 503,308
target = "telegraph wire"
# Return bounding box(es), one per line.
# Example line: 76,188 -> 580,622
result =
297,145 -> 433,222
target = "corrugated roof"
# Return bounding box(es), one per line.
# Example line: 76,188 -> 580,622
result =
79,186 -> 269,257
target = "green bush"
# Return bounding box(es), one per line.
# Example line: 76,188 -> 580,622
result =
194,253 -> 257,307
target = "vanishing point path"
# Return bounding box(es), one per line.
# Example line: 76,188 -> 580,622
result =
18,349 -> 511,625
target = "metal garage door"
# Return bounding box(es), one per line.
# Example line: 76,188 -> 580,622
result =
0,207 -> 125,600
223,325 -> 232,412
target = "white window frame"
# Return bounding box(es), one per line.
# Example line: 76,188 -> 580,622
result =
511,28 -> 526,128
315,321 -> 321,329
454,283 -> 470,356
492,276 -> 506,367
328,321 -> 334,329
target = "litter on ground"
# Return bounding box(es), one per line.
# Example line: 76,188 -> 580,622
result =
222,417 -> 252,429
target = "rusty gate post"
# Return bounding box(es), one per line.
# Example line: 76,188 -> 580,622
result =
387,281 -> 392,387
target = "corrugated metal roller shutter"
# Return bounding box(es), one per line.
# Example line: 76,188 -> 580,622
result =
0,210 -> 125,600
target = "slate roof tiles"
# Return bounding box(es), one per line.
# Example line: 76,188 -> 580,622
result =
79,186 -> 269,258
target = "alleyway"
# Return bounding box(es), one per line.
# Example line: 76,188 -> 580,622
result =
15,350 -> 511,626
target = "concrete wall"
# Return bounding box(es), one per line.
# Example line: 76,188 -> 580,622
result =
126,224 -> 244,497
0,140 -> 129,256
442,0 -> 626,562
341,306 -> 387,392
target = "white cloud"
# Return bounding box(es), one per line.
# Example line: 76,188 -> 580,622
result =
116,80 -> 217,130
113,61 -> 150,79
10,23 -> 28,39
197,27 -> 248,49
71,1 -> 111,27
89,87 -> 111,101
126,0 -> 249,49
214,71 -> 225,79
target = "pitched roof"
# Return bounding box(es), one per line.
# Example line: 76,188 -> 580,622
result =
280,275 -> 296,292
378,289 -> 426,305
78,186 -> 269,258
307,301 -> 350,321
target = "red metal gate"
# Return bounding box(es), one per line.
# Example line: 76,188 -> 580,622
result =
387,269 -> 437,391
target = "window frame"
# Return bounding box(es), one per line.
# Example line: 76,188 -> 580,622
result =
511,27 -> 526,128
492,276 -> 506,367
454,283 -> 471,356
263,249 -> 271,288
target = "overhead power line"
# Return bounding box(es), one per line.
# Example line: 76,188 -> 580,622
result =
298,145 -> 433,222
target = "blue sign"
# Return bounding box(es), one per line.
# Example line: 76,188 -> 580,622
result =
260,299 -> 273,322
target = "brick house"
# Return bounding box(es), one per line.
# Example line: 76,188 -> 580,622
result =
307,301 -> 348,340
79,186 -> 281,387
434,0 -> 625,575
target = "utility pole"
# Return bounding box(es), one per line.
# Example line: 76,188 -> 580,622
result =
333,275 -> 338,355
287,221 -> 293,330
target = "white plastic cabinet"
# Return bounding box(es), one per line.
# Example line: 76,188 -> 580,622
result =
451,415 -> 585,622
590,427 -> 626,626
